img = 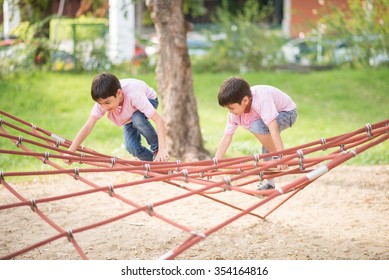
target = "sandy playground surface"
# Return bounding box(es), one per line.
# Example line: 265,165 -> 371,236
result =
0,165 -> 388,260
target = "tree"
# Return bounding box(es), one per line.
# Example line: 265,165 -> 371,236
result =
145,0 -> 209,161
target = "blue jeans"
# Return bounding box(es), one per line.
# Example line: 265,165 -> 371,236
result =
123,98 -> 159,161
249,109 -> 298,156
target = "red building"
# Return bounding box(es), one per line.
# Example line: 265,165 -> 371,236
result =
51,0 -> 82,17
284,0 -> 349,38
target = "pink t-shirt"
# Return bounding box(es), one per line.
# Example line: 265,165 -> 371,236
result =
90,78 -> 158,126
224,85 -> 296,135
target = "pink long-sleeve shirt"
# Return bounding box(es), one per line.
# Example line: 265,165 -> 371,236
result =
90,78 -> 157,126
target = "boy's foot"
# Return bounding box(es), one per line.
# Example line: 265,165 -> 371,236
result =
257,183 -> 275,190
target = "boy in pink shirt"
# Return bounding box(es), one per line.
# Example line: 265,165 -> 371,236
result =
215,77 -> 297,190
66,72 -> 169,162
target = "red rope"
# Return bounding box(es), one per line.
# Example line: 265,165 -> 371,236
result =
1,110 -> 388,260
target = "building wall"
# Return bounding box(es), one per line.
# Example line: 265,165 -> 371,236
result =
51,0 -> 81,17
288,0 -> 348,38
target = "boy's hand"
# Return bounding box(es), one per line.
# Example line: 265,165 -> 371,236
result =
62,153 -> 73,165
277,163 -> 288,171
154,149 -> 169,162
272,156 -> 288,171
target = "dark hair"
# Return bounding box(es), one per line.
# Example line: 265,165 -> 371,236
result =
91,72 -> 121,101
217,77 -> 251,107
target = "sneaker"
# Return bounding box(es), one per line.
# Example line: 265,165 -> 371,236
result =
257,183 -> 275,191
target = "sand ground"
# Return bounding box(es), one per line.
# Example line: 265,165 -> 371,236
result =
1,165 -> 388,260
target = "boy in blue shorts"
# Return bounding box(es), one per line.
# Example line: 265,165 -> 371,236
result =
215,76 -> 297,190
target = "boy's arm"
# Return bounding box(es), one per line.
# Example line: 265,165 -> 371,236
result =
64,116 -> 98,163
267,119 -> 284,152
150,112 -> 169,162
215,134 -> 233,160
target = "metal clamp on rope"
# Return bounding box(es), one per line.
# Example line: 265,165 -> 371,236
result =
176,160 -> 181,172
212,157 -> 218,165
146,202 -> 154,216
275,186 -> 284,194
182,169 -> 189,183
42,151 -> 50,164
0,118 -> 3,126
297,149 -> 305,171
50,133 -> 65,144
271,155 -> 281,161
190,230 -> 206,239
30,198 -> 37,212
31,123 -> 37,130
224,176 -> 231,191
365,123 -> 373,137
253,153 -> 260,166
320,137 -> 327,150
110,157 -> 117,167
79,152 -> 86,164
0,171 -> 4,182
66,228 -> 73,242
108,184 -> 114,197
254,153 -> 260,165
73,167 -> 79,180
259,171 -> 264,182
144,163 -> 150,178
237,163 -> 243,173
16,136 -> 23,147
55,140 -> 61,148
339,144 -> 345,151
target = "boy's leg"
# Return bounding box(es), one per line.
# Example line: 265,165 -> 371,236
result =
123,122 -> 154,161
124,98 -> 159,161
254,134 -> 276,155
132,111 -> 158,152
250,128 -> 275,189
251,110 -> 298,154
250,110 -> 297,189
131,98 -> 159,154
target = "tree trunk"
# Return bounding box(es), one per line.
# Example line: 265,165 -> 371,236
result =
146,0 -> 209,162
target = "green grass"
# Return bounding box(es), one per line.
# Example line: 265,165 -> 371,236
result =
1,68 -> 388,173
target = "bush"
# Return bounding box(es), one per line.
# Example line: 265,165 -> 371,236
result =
49,16 -> 108,42
50,17 -> 110,72
0,21 -> 48,80
193,0 -> 285,73
316,0 -> 389,67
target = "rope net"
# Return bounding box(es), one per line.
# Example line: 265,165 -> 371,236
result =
0,110 -> 388,260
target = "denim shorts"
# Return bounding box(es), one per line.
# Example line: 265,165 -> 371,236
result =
249,109 -> 298,135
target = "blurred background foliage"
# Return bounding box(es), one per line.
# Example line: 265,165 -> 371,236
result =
0,0 -> 388,78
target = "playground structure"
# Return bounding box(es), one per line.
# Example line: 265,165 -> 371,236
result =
0,110 -> 388,260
